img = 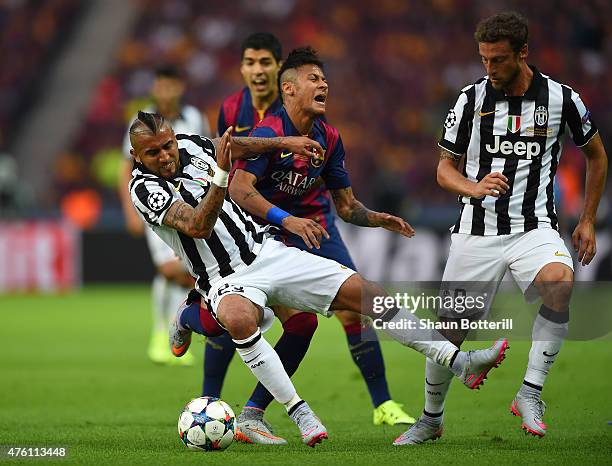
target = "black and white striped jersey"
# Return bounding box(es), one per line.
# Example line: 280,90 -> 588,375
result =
129,133 -> 269,294
439,66 -> 598,236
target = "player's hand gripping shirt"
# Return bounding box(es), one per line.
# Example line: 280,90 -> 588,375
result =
129,134 -> 269,295
439,66 -> 597,236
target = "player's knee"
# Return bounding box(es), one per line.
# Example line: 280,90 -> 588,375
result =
282,312 -> 318,337
536,263 -> 574,284
216,303 -> 258,340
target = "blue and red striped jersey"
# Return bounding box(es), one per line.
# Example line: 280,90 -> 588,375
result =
217,87 -> 282,137
232,107 -> 351,234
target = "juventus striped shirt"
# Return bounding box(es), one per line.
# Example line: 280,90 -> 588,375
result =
439,66 -> 598,235
129,134 -> 269,294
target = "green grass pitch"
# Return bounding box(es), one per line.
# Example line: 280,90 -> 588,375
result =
0,285 -> 610,465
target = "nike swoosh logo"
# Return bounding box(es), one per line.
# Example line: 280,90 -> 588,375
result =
478,110 -> 498,117
244,353 -> 261,364
543,351 -> 559,357
348,341 -> 368,351
234,125 -> 252,133
280,152 -> 293,159
174,180 -> 182,192
425,378 -> 447,386
554,251 -> 571,258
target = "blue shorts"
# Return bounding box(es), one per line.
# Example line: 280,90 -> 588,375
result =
279,223 -> 357,270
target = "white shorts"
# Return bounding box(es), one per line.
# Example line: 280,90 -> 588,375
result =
207,238 -> 357,318
442,228 -> 574,308
145,226 -> 179,267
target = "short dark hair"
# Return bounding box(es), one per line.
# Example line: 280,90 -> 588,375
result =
474,11 -> 528,52
241,32 -> 282,62
277,47 -> 324,98
155,64 -> 182,80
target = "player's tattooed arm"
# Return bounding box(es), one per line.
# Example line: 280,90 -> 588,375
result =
163,185 -> 226,239
211,133 -> 324,160
439,148 -> 463,163
331,187 -> 415,237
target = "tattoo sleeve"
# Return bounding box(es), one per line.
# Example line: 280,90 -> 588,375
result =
230,137 -> 288,159
163,185 -> 226,237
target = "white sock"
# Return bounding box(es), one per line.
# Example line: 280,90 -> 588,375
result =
524,306 -> 569,388
151,275 -> 168,333
423,358 -> 454,416
378,307 -> 458,366
233,329 -> 298,405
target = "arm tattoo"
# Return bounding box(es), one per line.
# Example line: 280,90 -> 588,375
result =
163,187 -> 226,237
193,185 -> 225,234
164,202 -> 193,231
230,137 -> 286,159
332,187 -> 373,226
349,205 -> 371,226
439,148 -> 462,162
242,190 -> 261,201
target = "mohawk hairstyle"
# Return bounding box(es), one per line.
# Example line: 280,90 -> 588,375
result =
129,111 -> 166,136
277,46 -> 324,101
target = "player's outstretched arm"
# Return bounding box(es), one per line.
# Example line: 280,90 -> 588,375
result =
229,169 -> 329,249
572,133 -> 608,266
330,186 -> 415,237
437,148 -> 509,198
163,128 -> 233,238
210,131 -> 323,160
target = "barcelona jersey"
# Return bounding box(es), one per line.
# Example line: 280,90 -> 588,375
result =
232,107 -> 356,269
217,87 -> 282,137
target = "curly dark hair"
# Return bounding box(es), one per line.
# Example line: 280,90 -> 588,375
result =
474,11 -> 528,52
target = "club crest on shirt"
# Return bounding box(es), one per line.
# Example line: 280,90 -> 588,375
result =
191,156 -> 209,171
311,152 -> 324,168
147,190 -> 170,212
534,106 -> 548,126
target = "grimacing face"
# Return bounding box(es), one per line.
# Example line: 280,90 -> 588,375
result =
131,126 -> 180,180
478,40 -> 526,91
292,64 -> 328,117
240,48 -> 281,99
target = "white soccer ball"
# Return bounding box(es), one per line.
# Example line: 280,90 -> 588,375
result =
178,396 -> 236,451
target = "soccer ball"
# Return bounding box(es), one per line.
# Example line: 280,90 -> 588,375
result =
177,396 -> 236,451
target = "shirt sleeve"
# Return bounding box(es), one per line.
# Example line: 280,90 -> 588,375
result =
321,135 -> 351,190
130,177 -> 179,226
232,126 -> 278,179
563,87 -> 598,147
438,89 -> 473,155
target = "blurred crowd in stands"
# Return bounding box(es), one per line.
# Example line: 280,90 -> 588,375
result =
0,0 -> 83,149
5,0 -> 612,227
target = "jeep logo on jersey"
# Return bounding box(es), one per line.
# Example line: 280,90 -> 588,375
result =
190,157 -> 209,171
485,136 -> 541,159
534,106 -> 548,126
147,190 -> 170,211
